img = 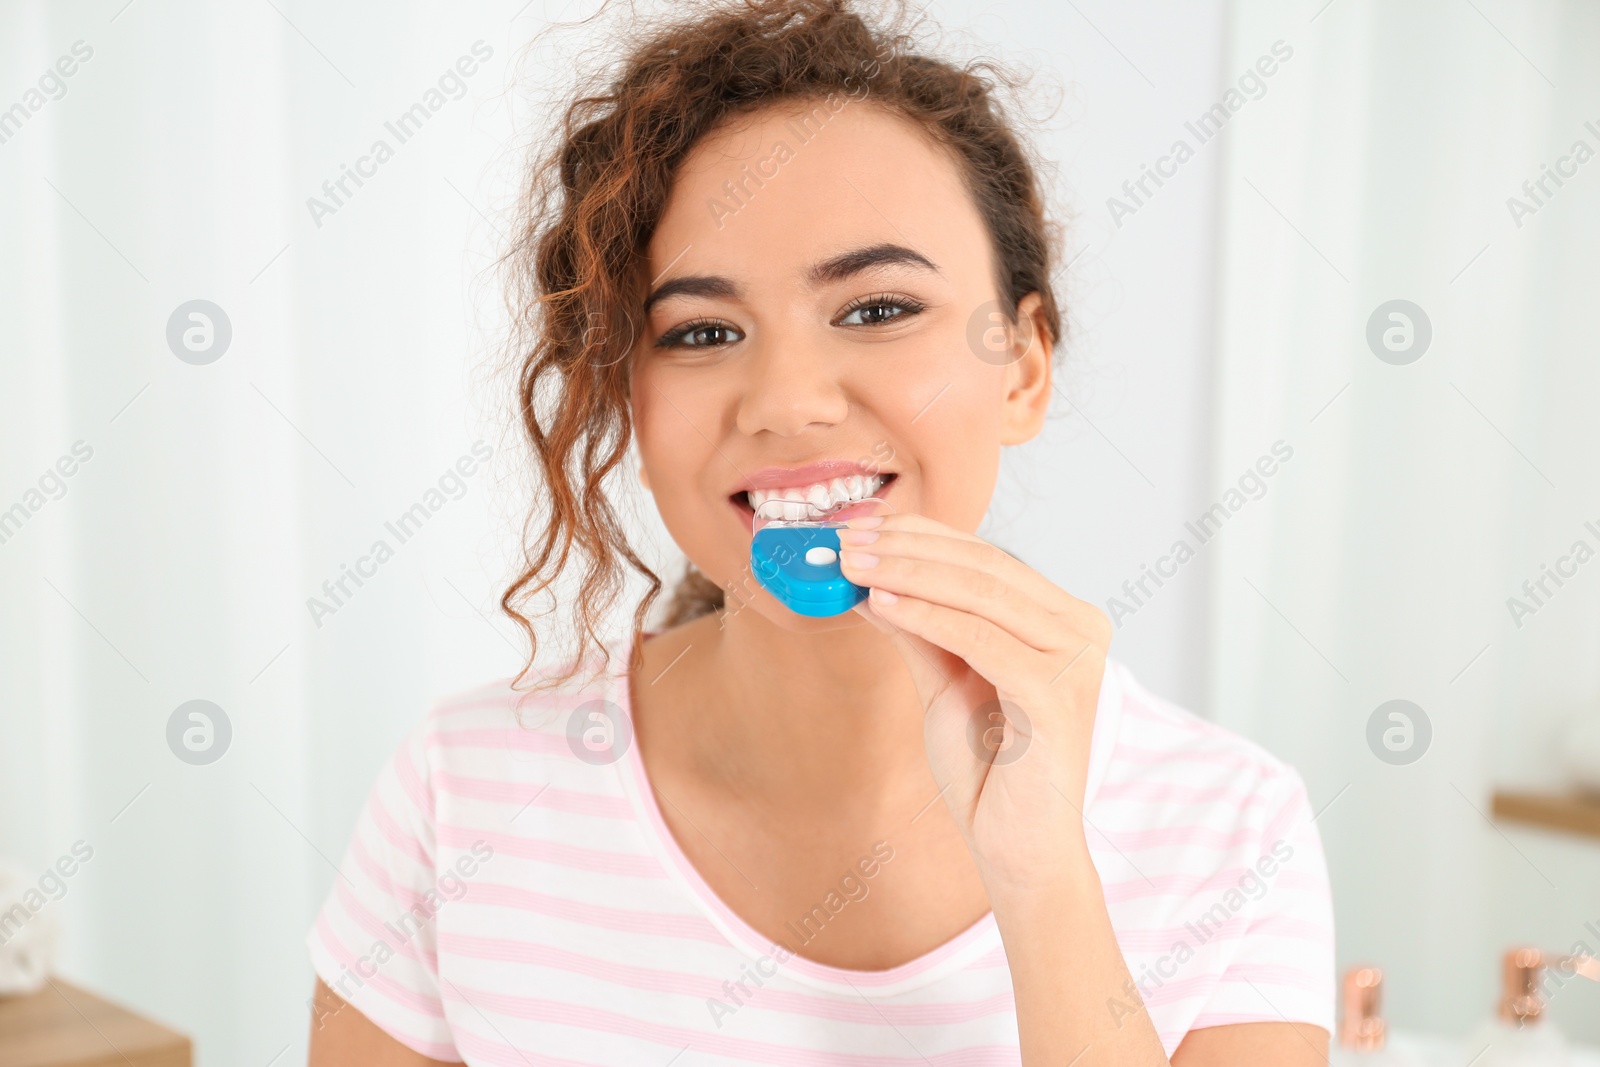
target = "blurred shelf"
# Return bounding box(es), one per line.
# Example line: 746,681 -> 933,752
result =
1492,789 -> 1600,841
0,977 -> 190,1067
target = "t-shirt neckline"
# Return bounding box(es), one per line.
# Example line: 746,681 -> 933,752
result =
604,628 -> 1124,998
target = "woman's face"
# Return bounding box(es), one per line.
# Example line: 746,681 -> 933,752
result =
630,97 -> 1053,631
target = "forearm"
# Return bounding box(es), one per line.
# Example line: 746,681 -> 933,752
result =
984,843 -> 1170,1066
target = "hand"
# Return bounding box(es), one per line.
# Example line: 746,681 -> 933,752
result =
837,511 -> 1112,891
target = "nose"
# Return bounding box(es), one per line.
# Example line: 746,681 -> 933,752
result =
733,331 -> 851,438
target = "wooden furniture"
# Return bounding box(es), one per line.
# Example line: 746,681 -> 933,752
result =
0,977 -> 190,1067
1492,789 -> 1600,842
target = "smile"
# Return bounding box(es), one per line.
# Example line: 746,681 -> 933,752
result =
729,469 -> 898,522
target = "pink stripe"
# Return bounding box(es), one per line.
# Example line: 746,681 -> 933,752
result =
1095,824 -> 1262,851
425,678 -> 518,713
425,668 -> 616,722
391,743 -> 435,824
1135,973 -> 1220,1007
440,932 -> 1016,1025
1112,742 -> 1260,770
1274,870 -> 1327,893
1102,868 -> 1295,903
366,794 -> 431,867
467,882 -> 727,943
313,911 -> 447,1020
437,824 -> 665,878
434,774 -> 633,818
442,982 -> 1022,1066
348,833 -> 495,923
349,832 -> 410,904
1218,963 -> 1329,993
1263,791 -> 1309,845
426,682 -> 596,721
335,878 -> 438,972
1122,699 -> 1208,733
1114,919 -> 1250,953
451,1024 -> 608,1067
1245,914 -> 1336,945
426,727 -> 571,756
1095,780 -> 1269,807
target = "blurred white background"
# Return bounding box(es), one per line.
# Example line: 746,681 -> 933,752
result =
2,0 -> 1598,1063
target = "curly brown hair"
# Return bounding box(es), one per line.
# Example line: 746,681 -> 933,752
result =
499,0 -> 1065,691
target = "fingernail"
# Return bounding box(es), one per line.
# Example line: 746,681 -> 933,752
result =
841,550 -> 879,569
846,515 -> 884,530
838,529 -> 879,546
871,586 -> 899,604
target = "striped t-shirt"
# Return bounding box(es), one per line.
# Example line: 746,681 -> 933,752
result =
307,632 -> 1335,1063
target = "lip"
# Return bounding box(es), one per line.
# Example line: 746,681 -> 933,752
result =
729,459 -> 895,495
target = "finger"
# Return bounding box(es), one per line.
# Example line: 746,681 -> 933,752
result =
840,548 -> 1064,652
843,515 -> 1085,619
861,586 -> 1056,697
845,510 -> 986,544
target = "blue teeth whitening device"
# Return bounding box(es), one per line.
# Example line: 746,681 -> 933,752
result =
749,496 -> 889,617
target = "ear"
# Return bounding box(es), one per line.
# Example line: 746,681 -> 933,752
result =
637,464 -> 651,490
999,291 -> 1054,446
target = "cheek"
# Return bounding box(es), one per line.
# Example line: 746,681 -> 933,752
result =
901,370 -> 1007,528
632,356 -> 745,489
630,371 -> 744,575
630,366 -> 699,480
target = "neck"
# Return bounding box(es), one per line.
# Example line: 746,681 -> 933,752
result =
637,606 -> 931,815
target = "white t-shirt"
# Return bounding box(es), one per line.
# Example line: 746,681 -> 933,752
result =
307,633 -> 1335,1063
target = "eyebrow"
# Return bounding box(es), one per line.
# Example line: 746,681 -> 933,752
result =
642,242 -> 941,313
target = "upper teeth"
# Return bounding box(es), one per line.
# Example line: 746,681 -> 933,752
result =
748,474 -> 886,520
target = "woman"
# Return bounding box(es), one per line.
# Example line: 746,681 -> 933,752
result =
307,1 -> 1335,1062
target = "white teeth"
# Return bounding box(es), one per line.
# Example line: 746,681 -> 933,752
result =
747,473 -> 886,518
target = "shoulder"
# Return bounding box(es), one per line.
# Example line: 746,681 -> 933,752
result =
1094,659 -> 1331,1043
1087,658 -> 1331,930
416,670 -> 600,751
386,645 -> 631,829
306,650 -> 632,1061
1096,658 -> 1314,835
416,638 -> 626,750
1090,661 -> 1336,1044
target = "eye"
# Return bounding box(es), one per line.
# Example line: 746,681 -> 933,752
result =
654,318 -> 744,349
835,292 -> 926,327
